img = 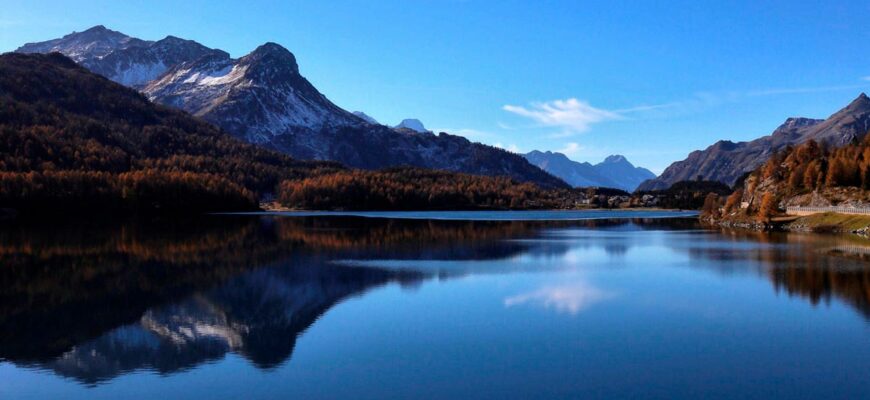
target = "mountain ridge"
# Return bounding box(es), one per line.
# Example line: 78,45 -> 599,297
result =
638,93 -> 870,191
16,26 -> 566,188
523,151 -> 655,191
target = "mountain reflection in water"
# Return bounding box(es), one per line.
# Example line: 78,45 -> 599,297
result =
1,215 -> 870,388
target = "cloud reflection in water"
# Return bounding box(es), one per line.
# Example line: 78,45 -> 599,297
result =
504,280 -> 615,315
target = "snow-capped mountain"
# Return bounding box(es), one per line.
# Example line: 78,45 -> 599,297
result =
16,25 -> 222,87
16,25 -> 147,62
15,26 -> 567,188
524,151 -> 655,191
394,118 -> 429,133
144,42 -> 365,144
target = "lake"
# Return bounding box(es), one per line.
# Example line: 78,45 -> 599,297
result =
1,211 -> 869,399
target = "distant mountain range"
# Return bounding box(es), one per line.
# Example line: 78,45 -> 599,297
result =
524,151 -> 655,191
639,93 -> 870,190
16,26 -> 566,188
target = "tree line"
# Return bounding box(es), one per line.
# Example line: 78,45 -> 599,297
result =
277,168 -> 573,210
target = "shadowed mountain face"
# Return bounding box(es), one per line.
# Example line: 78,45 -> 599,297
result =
38,261 -> 409,384
639,94 -> 870,190
16,26 -> 566,188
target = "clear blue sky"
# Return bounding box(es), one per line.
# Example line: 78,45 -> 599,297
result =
3,0 -> 870,173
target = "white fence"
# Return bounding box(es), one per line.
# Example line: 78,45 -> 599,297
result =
786,206 -> 870,216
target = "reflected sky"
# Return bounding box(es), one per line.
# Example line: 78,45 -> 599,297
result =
2,213 -> 870,399
504,278 -> 617,315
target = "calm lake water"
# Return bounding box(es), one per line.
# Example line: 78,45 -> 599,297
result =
2,211 -> 870,399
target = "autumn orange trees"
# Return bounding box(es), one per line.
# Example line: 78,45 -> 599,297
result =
756,192 -> 778,222
754,137 -> 870,195
0,53 -> 346,215
700,193 -> 721,219
278,168 -> 555,210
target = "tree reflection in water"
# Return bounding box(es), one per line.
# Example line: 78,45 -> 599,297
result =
1,215 -> 869,385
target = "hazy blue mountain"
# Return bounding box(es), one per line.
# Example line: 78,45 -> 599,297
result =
394,118 -> 429,133
524,151 -> 654,191
593,155 -> 656,192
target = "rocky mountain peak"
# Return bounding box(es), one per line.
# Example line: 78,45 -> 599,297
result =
13,27 -> 569,189
83,24 -> 108,32
16,24 -> 146,62
602,155 -> 628,164
843,92 -> 870,113
777,117 -> 823,131
74,25 -> 128,41
242,42 -> 298,72
395,119 -> 429,133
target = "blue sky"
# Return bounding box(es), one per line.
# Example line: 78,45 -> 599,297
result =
2,0 -> 869,173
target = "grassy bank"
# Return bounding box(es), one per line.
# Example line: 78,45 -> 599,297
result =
785,212 -> 870,233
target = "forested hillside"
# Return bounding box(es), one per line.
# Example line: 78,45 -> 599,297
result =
278,168 -> 581,210
0,53 -> 571,215
0,52 -> 344,214
707,131 -> 870,224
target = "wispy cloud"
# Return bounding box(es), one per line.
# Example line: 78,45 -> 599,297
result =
746,84 -> 869,96
502,98 -> 622,135
558,142 -> 583,156
607,82 -> 870,120
504,281 -> 615,315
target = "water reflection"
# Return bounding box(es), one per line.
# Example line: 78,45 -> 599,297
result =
1,215 -> 870,388
504,280 -> 617,315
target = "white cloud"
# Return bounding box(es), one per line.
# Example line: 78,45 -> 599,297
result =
504,281 -> 615,315
558,142 -> 583,155
502,98 -> 621,135
494,143 -> 522,153
862,76 -> 870,82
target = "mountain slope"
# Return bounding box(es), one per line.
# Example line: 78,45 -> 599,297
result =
639,94 -> 870,190
524,151 -> 654,191
0,52 -> 342,214
143,42 -> 365,144
17,26 -> 564,188
524,151 -> 617,188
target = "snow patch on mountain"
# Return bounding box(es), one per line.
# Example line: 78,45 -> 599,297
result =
110,61 -> 168,86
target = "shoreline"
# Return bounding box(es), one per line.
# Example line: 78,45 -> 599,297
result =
258,202 -> 688,213
707,212 -> 870,238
